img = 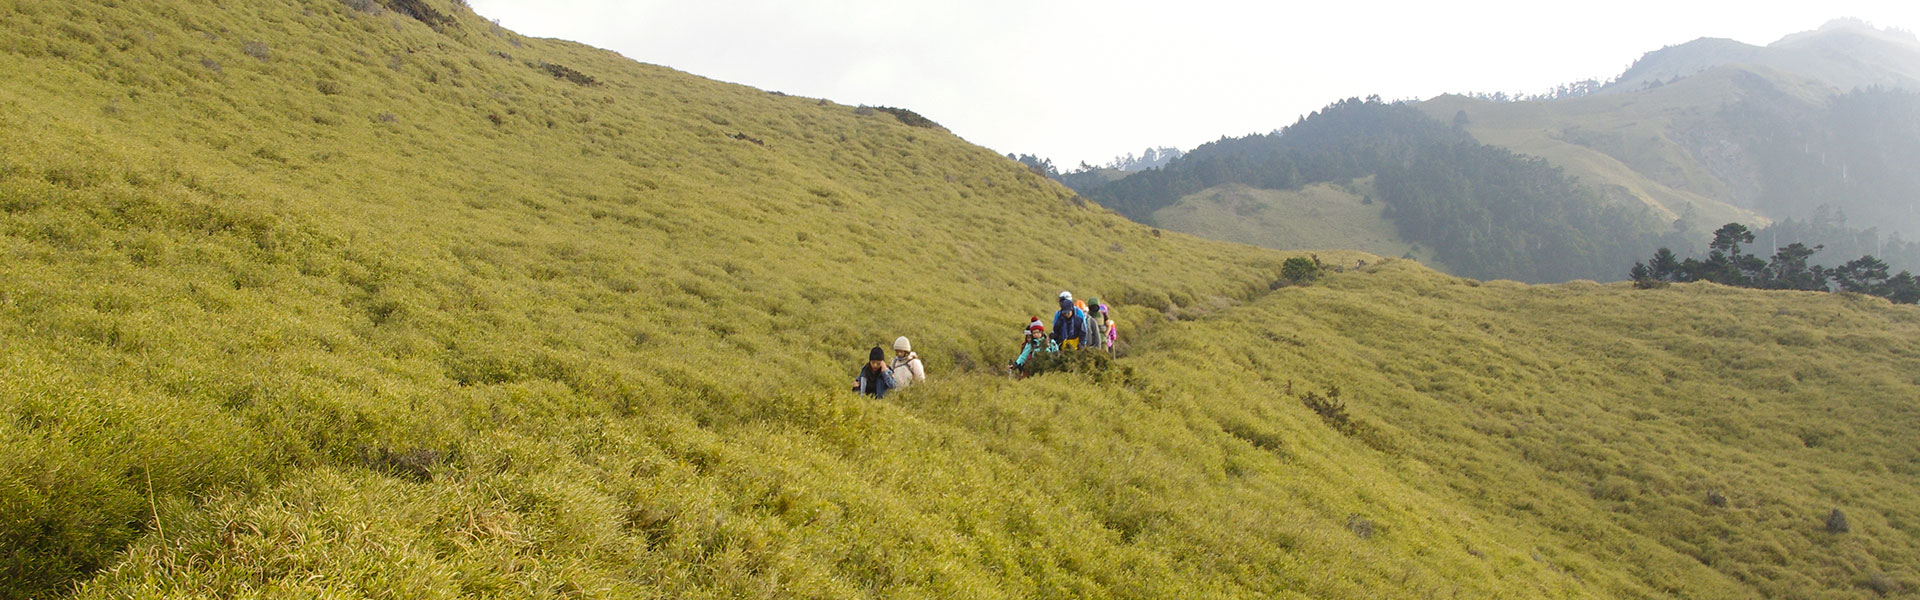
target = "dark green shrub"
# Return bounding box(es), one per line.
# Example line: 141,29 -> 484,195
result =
339,0 -> 383,14
872,106 -> 943,130
1827,508 -> 1851,533
1347,514 -> 1376,539
1019,347 -> 1132,383
1865,571 -> 1899,596
381,0 -> 453,28
538,62 -> 597,86
1302,387 -> 1356,435
1281,256 -> 1322,285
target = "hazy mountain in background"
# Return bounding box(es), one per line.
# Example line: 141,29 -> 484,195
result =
1073,20 -> 1920,283
1604,19 -> 1920,94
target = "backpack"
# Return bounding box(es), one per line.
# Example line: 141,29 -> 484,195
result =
889,353 -> 922,389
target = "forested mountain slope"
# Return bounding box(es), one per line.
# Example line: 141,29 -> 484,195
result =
1419,21 -> 1920,247
1086,99 -> 1672,283
1079,22 -> 1920,284
3,2 -> 1919,599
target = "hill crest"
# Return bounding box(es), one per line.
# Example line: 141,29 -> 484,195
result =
1606,20 -> 1920,94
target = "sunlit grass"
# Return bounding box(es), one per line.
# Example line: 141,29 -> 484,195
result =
3,1 -> 1918,599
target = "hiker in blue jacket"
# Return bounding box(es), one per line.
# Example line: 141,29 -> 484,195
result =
1051,291 -> 1088,350
851,346 -> 896,398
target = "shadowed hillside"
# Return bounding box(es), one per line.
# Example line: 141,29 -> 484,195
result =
4,2 -> 1920,599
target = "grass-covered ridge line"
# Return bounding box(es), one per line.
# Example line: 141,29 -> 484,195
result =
4,1 -> 1920,598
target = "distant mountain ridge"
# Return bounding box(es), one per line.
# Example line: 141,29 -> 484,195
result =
1072,20 -> 1920,283
1607,20 -> 1920,94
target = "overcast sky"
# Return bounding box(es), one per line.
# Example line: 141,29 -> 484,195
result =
467,0 -> 1920,169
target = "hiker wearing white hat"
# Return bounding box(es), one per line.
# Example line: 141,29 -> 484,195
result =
889,336 -> 926,389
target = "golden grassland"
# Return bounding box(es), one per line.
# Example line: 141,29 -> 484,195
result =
3,1 -> 1919,598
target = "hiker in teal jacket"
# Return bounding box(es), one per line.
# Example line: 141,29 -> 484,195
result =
1010,322 -> 1058,377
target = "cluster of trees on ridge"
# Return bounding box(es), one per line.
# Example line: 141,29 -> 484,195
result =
1631,223 -> 1920,303
1010,146 -> 1186,177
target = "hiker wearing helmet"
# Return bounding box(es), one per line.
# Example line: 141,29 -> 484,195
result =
1051,291 -> 1088,350
889,336 -> 926,389
1010,321 -> 1058,377
851,346 -> 897,398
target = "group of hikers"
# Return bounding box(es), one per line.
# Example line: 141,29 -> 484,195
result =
1009,291 -> 1116,377
853,291 -> 1116,397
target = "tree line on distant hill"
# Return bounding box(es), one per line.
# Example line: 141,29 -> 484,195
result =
1631,223 -> 1920,303
1077,97 -> 1677,282
1009,146 -> 1185,178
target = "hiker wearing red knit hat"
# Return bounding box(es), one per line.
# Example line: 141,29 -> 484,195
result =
1008,320 -> 1059,378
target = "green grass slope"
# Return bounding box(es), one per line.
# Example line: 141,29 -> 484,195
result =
4,1 -> 1920,599
1150,179 -> 1445,270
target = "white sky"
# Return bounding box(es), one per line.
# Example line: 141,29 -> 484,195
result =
467,0 -> 1920,169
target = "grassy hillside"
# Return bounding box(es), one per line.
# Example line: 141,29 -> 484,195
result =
1149,179 -> 1444,269
4,1 -> 1920,599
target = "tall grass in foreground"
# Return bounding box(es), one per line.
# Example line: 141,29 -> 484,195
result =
2,1 -> 1918,598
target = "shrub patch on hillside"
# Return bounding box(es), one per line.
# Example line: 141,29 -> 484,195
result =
380,0 -> 454,29
870,106 -> 944,130
536,61 -> 597,86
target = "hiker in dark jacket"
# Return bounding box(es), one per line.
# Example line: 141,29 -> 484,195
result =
1051,291 -> 1088,350
851,346 -> 897,398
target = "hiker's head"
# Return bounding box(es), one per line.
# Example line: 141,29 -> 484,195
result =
868,347 -> 885,370
892,336 -> 912,356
